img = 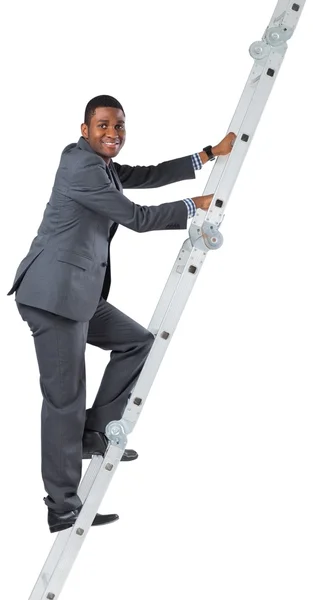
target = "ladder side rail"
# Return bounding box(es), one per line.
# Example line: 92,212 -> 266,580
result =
123,6 -> 304,431
266,0 -> 304,32
201,49 -> 286,231
147,0 -> 306,337
148,239 -> 194,336
27,2 -> 307,598
29,449 -> 124,600
118,246 -> 209,432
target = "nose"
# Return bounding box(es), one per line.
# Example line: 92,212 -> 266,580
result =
105,125 -> 119,138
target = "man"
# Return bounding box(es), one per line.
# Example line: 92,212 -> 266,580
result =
8,95 -> 235,533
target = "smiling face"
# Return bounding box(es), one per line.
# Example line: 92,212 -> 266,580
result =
81,106 -> 126,163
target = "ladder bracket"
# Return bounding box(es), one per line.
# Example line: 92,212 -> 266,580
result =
249,40 -> 271,60
266,24 -> 293,46
105,421 -> 128,448
202,223 -> 224,250
250,22 -> 293,60
189,220 -> 224,251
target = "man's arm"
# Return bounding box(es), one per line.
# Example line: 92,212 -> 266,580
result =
112,153 -> 206,219
113,132 -> 236,190
65,155 -> 188,232
113,155 -> 196,189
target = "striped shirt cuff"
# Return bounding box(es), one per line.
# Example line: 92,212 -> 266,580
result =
191,153 -> 202,171
183,198 -> 197,218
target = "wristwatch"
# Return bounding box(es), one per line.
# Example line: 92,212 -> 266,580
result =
203,145 -> 215,161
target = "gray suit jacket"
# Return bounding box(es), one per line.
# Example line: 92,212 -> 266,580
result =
8,136 -> 196,321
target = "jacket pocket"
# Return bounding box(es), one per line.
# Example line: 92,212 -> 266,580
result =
57,249 -> 92,271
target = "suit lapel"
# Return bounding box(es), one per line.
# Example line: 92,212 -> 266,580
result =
109,162 -> 123,192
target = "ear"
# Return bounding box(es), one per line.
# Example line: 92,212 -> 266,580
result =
81,123 -> 88,138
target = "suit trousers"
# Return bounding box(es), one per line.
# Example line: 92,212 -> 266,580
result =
17,298 -> 154,511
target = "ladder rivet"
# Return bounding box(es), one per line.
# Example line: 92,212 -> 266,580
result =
161,331 -> 170,339
292,3 -> 300,10
76,528 -> 84,536
111,425 -> 120,436
133,397 -> 142,406
105,463 -> 114,471
47,594 -> 55,599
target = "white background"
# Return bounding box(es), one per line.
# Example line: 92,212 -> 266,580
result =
1,1 -> 312,598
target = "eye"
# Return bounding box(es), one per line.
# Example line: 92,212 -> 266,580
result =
116,124 -> 125,130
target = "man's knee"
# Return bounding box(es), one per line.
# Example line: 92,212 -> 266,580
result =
143,330 -> 155,350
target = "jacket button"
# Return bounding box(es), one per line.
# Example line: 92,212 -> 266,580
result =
101,262 -> 106,267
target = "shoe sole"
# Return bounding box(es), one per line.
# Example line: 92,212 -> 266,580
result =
92,514 -> 119,526
83,451 -> 138,461
49,522 -> 74,534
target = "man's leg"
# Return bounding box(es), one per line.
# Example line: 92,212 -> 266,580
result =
17,302 -> 88,512
85,298 -> 154,432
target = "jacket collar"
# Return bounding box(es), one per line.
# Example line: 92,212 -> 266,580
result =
77,135 -> 103,155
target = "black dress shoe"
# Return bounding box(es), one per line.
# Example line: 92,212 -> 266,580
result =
82,429 -> 138,462
48,506 -> 119,533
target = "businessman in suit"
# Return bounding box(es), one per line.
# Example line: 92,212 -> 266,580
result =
8,95 -> 235,532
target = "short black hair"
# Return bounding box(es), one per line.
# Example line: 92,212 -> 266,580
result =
84,95 -> 125,127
